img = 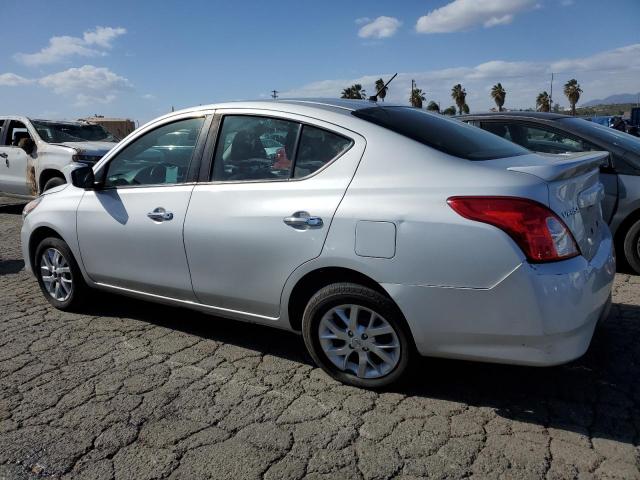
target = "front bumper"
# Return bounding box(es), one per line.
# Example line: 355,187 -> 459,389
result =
382,232 -> 616,366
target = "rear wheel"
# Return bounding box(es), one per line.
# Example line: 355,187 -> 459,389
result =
302,282 -> 412,388
623,219 -> 640,274
34,237 -> 88,311
42,176 -> 65,192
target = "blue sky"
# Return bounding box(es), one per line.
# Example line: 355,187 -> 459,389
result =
1,0 -> 639,123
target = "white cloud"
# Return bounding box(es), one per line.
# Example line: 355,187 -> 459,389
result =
355,17 -> 371,25
279,44 -> 640,111
416,0 -> 536,33
0,73 -> 33,86
358,16 -> 401,39
15,26 -> 126,66
39,65 -> 132,105
142,93 -> 156,100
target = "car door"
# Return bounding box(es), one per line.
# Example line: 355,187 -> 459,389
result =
0,120 -> 32,195
77,114 -> 210,300
479,120 -> 618,222
184,111 -> 365,319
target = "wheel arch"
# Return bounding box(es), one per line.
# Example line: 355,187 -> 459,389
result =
614,207 -> 640,268
28,226 -> 64,273
38,169 -> 66,193
286,266 -> 409,335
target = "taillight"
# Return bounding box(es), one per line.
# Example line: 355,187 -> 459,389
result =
447,196 -> 580,263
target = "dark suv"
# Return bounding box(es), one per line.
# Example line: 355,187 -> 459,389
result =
459,112 -> 640,273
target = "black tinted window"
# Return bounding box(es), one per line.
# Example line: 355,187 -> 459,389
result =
294,125 -> 352,178
353,107 -> 528,160
559,117 -> 640,156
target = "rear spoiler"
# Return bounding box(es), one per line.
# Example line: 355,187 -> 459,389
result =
507,151 -> 609,182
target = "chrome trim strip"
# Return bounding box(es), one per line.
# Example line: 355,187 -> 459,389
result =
95,282 -> 279,321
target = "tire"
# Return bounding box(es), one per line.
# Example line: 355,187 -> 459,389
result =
34,237 -> 88,311
623,219 -> 640,274
42,176 -> 66,192
302,282 -> 412,388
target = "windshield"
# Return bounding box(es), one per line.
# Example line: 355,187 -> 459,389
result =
32,121 -> 116,143
352,107 -> 529,160
559,117 -> 640,155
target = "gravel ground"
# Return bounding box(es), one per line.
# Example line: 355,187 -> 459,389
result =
0,196 -> 639,479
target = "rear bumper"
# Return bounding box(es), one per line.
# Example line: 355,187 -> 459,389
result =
382,232 -> 616,366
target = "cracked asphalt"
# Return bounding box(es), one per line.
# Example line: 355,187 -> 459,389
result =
0,196 -> 639,480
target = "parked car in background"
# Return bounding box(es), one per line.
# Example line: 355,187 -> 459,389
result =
460,111 -> 640,273
22,100 -> 614,387
0,116 -> 117,197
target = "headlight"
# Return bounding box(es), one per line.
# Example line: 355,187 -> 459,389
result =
72,154 -> 102,163
22,197 -> 42,219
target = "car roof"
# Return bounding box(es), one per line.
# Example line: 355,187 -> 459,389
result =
168,98 -> 404,117
456,111 -> 570,121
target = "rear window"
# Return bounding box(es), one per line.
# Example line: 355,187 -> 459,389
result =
352,107 -> 529,160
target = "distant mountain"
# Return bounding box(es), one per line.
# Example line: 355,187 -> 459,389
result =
583,93 -> 640,106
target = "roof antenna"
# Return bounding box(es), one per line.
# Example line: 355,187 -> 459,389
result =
369,73 -> 397,102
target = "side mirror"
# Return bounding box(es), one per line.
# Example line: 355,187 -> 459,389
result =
71,166 -> 97,189
18,138 -> 35,155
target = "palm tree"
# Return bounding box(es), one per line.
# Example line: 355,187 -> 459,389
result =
340,84 -> 366,99
536,91 -> 551,112
462,103 -> 469,114
426,101 -> 440,113
410,88 -> 426,108
443,106 -> 457,116
451,84 -> 467,115
374,78 -> 387,101
490,83 -> 506,112
563,79 -> 582,116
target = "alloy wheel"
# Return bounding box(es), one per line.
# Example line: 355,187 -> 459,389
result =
40,248 -> 73,302
318,304 -> 401,379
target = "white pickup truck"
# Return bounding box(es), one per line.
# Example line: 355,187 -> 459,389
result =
0,116 -> 118,197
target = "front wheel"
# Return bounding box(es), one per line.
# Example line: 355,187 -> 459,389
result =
623,219 -> 640,274
34,237 -> 88,311
42,176 -> 66,192
302,283 -> 412,388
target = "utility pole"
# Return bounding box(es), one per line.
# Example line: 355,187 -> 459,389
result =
271,90 -> 279,99
549,73 -> 555,111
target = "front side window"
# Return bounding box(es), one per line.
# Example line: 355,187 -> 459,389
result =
104,117 -> 204,188
3,121 -> 32,147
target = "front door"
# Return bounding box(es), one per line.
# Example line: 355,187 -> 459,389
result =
0,120 -> 32,195
184,112 -> 365,319
77,115 -> 208,299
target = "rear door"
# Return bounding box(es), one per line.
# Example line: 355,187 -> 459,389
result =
184,111 -> 365,318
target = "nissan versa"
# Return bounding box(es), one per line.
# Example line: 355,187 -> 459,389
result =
21,99 -> 615,388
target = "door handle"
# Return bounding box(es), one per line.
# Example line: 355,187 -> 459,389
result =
283,211 -> 323,229
147,207 -> 174,222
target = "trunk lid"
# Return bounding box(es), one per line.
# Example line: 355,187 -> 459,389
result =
486,151 -> 609,261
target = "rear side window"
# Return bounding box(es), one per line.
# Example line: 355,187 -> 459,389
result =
481,121 -> 597,154
353,107 -> 528,160
294,125 -> 352,178
212,115 -> 353,182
